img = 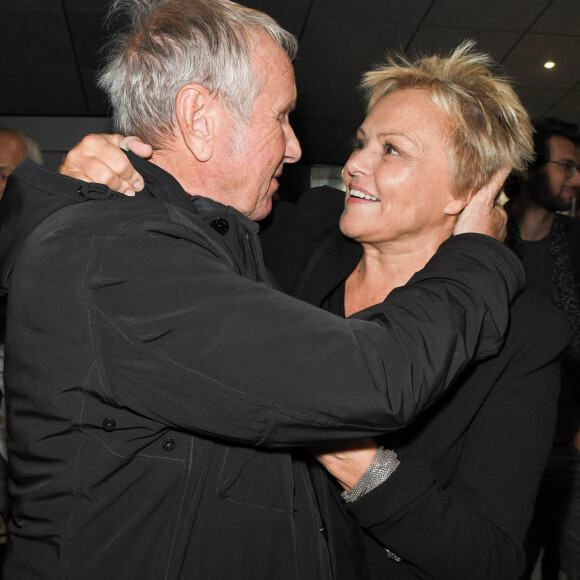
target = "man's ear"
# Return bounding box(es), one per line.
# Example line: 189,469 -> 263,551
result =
175,84 -> 215,162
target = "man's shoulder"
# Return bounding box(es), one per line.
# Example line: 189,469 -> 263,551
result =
32,194 -> 217,253
558,213 -> 580,240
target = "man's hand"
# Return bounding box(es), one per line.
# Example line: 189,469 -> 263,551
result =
454,167 -> 511,241
59,134 -> 152,196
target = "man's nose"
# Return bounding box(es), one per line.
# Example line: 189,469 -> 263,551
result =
284,124 -> 301,164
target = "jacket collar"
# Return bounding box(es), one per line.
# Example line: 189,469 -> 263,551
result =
0,153 -> 259,293
129,152 -> 259,234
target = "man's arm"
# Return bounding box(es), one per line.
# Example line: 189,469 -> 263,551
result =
5,167 -> 521,446
81,225 -> 524,442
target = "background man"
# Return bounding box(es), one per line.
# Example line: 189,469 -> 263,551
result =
0,127 -> 42,559
0,128 -> 43,199
505,117 -> 580,580
0,1 -> 521,578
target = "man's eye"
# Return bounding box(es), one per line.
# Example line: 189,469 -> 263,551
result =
351,138 -> 365,150
384,142 -> 398,155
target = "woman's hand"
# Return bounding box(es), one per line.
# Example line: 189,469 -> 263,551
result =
59,134 -> 152,196
454,167 -> 511,241
312,438 -> 379,491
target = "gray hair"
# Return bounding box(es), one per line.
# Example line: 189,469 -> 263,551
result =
0,127 -> 44,165
97,0 -> 298,149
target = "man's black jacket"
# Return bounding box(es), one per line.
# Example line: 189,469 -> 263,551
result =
0,159 -> 523,579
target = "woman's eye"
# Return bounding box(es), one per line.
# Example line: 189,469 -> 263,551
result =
351,138 -> 365,150
384,142 -> 398,155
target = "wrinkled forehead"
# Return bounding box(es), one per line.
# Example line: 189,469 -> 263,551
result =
251,34 -> 297,99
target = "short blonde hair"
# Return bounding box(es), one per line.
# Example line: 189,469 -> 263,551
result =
361,41 -> 533,195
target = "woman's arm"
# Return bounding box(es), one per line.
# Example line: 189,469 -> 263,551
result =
59,134 -> 151,195
313,438 -> 379,491
345,299 -> 567,579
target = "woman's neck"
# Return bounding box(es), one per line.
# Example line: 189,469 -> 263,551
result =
344,236 -> 445,317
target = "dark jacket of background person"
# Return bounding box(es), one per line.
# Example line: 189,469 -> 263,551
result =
506,208 -> 580,580
260,187 -> 569,580
507,210 -> 580,446
0,158 -> 524,580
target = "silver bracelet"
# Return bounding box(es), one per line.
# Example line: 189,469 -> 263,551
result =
341,446 -> 400,503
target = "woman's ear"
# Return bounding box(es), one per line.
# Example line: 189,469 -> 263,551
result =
444,196 -> 471,216
175,84 -> 215,162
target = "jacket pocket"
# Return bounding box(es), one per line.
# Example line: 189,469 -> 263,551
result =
216,445 -> 294,513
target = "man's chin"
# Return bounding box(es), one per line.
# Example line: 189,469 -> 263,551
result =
249,198 -> 273,222
536,194 -> 572,213
557,196 -> 573,212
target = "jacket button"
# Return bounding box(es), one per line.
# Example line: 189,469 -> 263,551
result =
210,218 -> 229,235
78,183 -> 113,200
102,418 -> 116,432
162,438 -> 175,452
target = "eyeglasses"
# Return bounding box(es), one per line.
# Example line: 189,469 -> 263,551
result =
545,160 -> 580,180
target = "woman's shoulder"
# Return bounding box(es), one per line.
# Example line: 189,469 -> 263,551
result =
508,291 -> 570,357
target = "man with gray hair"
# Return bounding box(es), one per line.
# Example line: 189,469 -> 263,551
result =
0,1 -> 521,578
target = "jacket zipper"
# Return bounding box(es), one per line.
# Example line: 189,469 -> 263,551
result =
244,232 -> 270,283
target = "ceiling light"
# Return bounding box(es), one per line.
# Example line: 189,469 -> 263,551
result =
544,61 -> 556,69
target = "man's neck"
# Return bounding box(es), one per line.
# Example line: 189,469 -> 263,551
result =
150,149 -> 201,197
511,196 -> 555,241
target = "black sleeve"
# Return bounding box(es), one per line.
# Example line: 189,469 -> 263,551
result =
81,219 -> 523,445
